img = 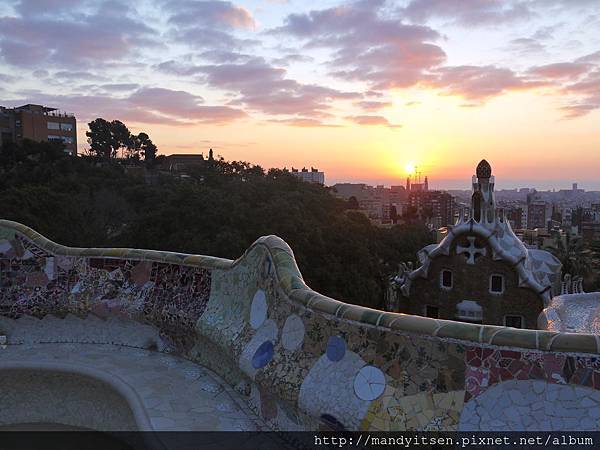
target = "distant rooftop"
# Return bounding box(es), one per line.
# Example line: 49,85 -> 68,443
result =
1,103 -> 74,118
14,104 -> 57,113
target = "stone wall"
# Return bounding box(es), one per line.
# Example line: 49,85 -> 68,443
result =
1,219 -> 600,431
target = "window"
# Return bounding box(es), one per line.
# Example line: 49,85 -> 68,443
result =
60,123 -> 73,131
489,274 -> 504,294
456,300 -> 482,322
47,134 -> 62,141
62,136 -> 74,144
504,315 -> 523,329
47,122 -> 60,130
424,305 -> 439,318
440,269 -> 453,289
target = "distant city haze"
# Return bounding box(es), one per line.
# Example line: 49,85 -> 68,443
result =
0,1 -> 598,187
328,178 -> 600,192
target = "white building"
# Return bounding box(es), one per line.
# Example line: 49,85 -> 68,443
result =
291,167 -> 325,185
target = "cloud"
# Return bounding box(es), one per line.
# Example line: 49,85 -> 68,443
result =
163,1 -> 258,51
100,83 -> 140,92
158,57 -> 361,117
559,103 -> 598,118
168,27 -> 258,51
166,1 -> 255,30
346,115 -> 401,129
15,0 -> 83,17
0,3 -> 158,68
4,86 -> 246,125
559,70 -> 600,117
198,50 -> 252,63
528,62 -> 591,79
272,0 -> 445,90
271,54 -> 314,66
577,51 -> 600,64
0,73 -> 16,83
353,100 -> 392,111
428,65 -> 546,101
54,71 -> 109,82
401,0 -> 532,26
531,23 -> 564,40
270,118 -> 341,127
507,38 -> 546,55
32,70 -> 49,79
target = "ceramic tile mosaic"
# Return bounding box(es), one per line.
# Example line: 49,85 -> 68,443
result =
1,219 -> 600,432
0,236 -> 211,353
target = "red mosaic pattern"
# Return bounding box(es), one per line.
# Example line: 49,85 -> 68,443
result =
464,346 -> 600,402
0,236 -> 211,352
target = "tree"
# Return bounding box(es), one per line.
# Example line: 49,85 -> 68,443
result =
86,119 -> 159,165
86,118 -> 113,160
111,120 -> 133,159
86,118 -> 132,160
0,150 -> 432,309
548,232 -> 591,280
135,132 -> 157,166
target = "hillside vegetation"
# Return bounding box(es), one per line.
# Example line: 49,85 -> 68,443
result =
0,139 -> 432,309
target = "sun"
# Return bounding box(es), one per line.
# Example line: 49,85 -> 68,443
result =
404,162 -> 416,175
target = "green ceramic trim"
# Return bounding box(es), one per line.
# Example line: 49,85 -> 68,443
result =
0,219 -> 233,270
2,219 -> 599,354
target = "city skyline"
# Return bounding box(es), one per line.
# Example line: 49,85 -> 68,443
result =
329,176 -> 600,192
0,0 -> 599,187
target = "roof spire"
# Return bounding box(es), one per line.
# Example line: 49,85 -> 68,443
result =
476,159 -> 492,179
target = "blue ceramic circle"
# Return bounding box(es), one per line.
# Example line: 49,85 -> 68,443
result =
326,336 -> 346,362
252,341 -> 274,369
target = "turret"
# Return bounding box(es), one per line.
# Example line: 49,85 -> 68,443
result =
471,159 -> 496,223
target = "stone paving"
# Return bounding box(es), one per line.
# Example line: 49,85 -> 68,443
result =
0,343 -> 263,431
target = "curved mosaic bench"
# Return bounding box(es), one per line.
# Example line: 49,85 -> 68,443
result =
1,219 -> 600,431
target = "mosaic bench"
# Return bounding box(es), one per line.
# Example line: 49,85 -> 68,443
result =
1,219 -> 600,431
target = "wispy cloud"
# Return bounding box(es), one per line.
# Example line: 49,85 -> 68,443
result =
346,115 -> 401,129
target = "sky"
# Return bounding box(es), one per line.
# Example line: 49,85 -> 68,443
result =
0,0 -> 599,189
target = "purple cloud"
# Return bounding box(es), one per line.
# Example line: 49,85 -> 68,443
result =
165,1 -> 255,30
4,86 -> 246,125
429,65 -> 546,101
0,73 -> 16,83
558,69 -> 600,117
0,4 -> 158,68
163,1 -> 258,51
159,57 -> 361,117
528,62 -> 591,79
100,83 -> 140,92
577,51 -> 600,64
272,0 -> 445,91
401,0 -> 533,26
271,54 -> 314,66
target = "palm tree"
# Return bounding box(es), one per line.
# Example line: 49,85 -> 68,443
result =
547,232 -> 591,281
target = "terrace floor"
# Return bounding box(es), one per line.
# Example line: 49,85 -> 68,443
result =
0,343 -> 263,432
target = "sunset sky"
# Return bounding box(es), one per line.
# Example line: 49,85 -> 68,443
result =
0,0 -> 599,189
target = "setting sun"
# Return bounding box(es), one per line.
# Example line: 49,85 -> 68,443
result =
404,162 -> 416,176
